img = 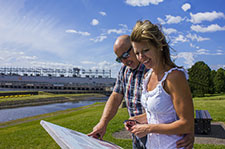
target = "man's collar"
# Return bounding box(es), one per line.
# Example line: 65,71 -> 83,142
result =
128,63 -> 144,72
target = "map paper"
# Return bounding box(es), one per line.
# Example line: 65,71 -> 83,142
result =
40,120 -> 122,149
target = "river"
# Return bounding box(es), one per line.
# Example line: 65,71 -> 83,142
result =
0,97 -> 107,123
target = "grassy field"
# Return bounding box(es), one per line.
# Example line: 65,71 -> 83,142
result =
193,94 -> 225,122
0,94 -> 224,148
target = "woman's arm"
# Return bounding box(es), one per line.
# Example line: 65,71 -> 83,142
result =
130,70 -> 194,137
130,112 -> 147,124
164,70 -> 194,134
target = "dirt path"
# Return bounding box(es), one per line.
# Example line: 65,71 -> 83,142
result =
112,122 -> 225,146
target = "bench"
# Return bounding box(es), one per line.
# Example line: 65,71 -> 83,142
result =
195,110 -> 212,134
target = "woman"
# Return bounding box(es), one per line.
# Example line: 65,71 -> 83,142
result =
125,20 -> 194,149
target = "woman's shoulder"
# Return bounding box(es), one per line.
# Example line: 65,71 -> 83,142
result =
165,68 -> 189,93
166,68 -> 187,83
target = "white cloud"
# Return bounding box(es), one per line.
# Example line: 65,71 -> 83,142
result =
90,35 -> 107,43
0,49 -> 77,69
107,24 -> 129,34
99,11 -> 107,16
157,17 -> 166,24
190,11 -> 225,24
96,61 -> 111,69
91,19 -> 99,26
0,50 -> 27,64
158,15 -> 184,25
90,24 -> 130,43
196,49 -> 210,55
175,52 -> 195,68
216,53 -> 223,55
125,0 -> 164,6
119,24 -> 128,28
0,1 -> 89,61
65,29 -> 91,36
165,15 -> 183,24
20,55 -> 37,60
210,64 -> 225,70
181,3 -> 191,12
31,61 -> 78,69
191,24 -> 225,32
196,48 -> 225,55
163,27 -> 177,35
80,61 -> 96,65
190,43 -> 199,49
91,61 -> 122,78
172,34 -> 188,44
186,33 -> 210,42
107,29 -> 125,34
173,48 -> 225,69
217,49 -> 223,53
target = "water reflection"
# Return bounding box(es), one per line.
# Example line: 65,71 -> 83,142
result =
0,98 -> 107,123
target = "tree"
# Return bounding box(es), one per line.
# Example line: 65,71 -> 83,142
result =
188,61 -> 211,97
209,70 -> 216,94
214,68 -> 225,93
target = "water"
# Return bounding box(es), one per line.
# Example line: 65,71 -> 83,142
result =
0,98 -> 107,123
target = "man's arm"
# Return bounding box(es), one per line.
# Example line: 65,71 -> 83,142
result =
176,133 -> 194,149
88,91 -> 123,139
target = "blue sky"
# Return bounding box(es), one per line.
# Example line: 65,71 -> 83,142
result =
0,0 -> 224,78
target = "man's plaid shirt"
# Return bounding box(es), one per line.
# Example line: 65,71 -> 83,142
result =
113,64 -> 148,117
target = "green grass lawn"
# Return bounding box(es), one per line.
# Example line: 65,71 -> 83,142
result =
193,94 -> 225,122
0,94 -> 224,149
192,94 -> 225,149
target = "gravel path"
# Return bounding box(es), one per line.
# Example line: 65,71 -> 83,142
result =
112,122 -> 225,146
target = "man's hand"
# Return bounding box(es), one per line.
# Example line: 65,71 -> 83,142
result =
88,92 -> 123,140
130,113 -> 148,124
124,119 -> 139,131
88,122 -> 107,140
176,133 -> 194,149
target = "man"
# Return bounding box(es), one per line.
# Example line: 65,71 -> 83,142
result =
88,35 -> 194,149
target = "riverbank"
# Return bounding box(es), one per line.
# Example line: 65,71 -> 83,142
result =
0,93 -> 106,109
0,102 -> 106,128
0,102 -> 132,149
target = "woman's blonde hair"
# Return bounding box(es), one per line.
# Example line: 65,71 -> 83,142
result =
130,20 -> 178,68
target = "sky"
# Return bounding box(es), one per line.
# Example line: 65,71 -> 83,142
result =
0,0 -> 224,78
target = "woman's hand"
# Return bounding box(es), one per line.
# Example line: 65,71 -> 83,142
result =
130,124 -> 150,138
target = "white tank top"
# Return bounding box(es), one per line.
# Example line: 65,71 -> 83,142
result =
141,67 -> 188,149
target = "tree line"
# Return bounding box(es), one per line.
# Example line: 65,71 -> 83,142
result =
187,61 -> 225,97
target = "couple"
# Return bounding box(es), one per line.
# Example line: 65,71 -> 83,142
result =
88,20 -> 194,149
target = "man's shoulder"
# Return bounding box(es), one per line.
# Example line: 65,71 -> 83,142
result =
118,64 -> 149,76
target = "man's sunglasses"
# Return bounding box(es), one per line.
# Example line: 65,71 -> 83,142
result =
116,46 -> 132,63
